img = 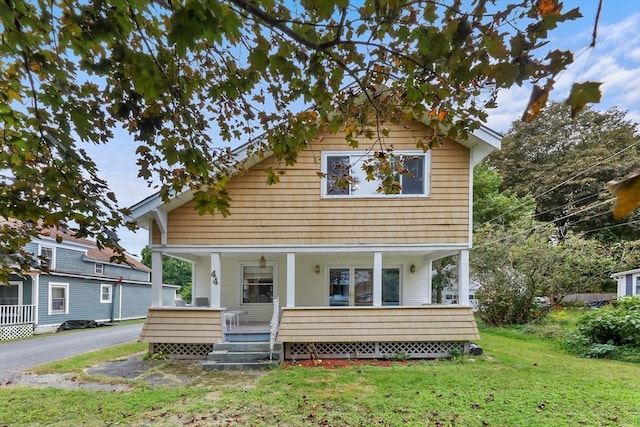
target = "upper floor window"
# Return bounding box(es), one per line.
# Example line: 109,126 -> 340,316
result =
95,263 -> 104,275
40,245 -> 55,269
322,151 -> 430,197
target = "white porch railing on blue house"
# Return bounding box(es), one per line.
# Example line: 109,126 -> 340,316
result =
0,304 -> 35,326
0,304 -> 36,341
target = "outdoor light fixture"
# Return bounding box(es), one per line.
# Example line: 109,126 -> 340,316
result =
258,254 -> 267,268
314,264 -> 321,274
409,264 -> 416,273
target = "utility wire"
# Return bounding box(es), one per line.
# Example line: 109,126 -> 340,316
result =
475,197 -> 615,248
482,139 -> 640,226
532,189 -> 609,220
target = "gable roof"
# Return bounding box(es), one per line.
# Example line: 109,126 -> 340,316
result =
128,121 -> 501,225
36,227 -> 150,272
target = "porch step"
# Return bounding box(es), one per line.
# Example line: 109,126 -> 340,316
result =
203,340 -> 282,371
214,341 -> 282,352
224,331 -> 271,342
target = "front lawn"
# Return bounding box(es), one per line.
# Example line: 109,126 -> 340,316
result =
1,326 -> 639,426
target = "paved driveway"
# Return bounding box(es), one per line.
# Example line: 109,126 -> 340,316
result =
0,323 -> 143,384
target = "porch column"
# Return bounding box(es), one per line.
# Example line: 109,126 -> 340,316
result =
210,253 -> 221,308
425,260 -> 433,304
286,252 -> 295,307
373,251 -> 382,306
151,251 -> 163,307
33,274 -> 40,326
458,249 -> 470,305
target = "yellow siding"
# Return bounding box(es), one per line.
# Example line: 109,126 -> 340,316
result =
276,306 -> 479,342
139,307 -> 224,344
165,121 -> 470,246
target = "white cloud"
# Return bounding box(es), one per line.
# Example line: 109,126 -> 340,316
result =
488,9 -> 640,133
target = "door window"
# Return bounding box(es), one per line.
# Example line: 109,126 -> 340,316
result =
329,268 -> 350,306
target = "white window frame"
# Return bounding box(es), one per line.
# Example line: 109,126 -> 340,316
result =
100,284 -> 113,304
40,245 -> 56,270
95,263 -> 104,275
48,282 -> 69,315
321,151 -> 431,198
239,262 -> 278,306
0,281 -> 23,305
326,265 -> 402,306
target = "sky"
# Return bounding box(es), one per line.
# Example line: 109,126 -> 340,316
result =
91,0 -> 640,259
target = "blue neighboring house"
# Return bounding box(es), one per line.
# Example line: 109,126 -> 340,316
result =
611,268 -> 640,299
0,228 -> 178,340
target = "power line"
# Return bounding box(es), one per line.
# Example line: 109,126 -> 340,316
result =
475,197 -> 615,248
481,139 -> 640,226
582,219 -> 640,236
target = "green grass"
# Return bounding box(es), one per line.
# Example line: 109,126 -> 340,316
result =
2,326 -> 640,426
29,341 -> 148,373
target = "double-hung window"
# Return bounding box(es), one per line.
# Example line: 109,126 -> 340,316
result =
49,283 -> 69,315
100,284 -> 113,303
40,245 -> 55,269
323,151 -> 430,197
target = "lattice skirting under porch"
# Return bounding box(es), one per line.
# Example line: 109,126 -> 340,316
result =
285,341 -> 469,360
149,343 -> 213,360
0,324 -> 34,341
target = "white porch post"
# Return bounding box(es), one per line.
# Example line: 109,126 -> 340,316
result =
458,249 -> 470,305
151,251 -> 163,307
286,252 -> 296,307
425,260 -> 433,304
373,251 -> 382,306
33,274 -> 40,326
210,253 -> 221,308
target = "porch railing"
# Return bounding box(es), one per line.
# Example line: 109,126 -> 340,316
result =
0,305 -> 35,326
269,297 -> 280,361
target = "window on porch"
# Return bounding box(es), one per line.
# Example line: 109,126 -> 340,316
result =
329,267 -> 400,306
242,265 -> 274,304
0,282 -> 20,305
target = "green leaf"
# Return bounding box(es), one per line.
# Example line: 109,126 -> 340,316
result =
565,81 -> 602,118
248,48 -> 269,72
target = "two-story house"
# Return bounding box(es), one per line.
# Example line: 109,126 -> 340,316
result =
0,227 -> 178,340
129,119 -> 500,364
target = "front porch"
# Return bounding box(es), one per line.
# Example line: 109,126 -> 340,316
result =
139,305 -> 479,362
0,304 -> 36,341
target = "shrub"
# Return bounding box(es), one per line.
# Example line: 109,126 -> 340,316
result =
567,296 -> 640,360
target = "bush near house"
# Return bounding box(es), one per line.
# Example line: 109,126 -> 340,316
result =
567,296 -> 640,362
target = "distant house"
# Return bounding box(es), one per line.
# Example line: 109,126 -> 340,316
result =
129,118 -> 500,364
611,268 -> 640,298
0,228 -> 178,340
